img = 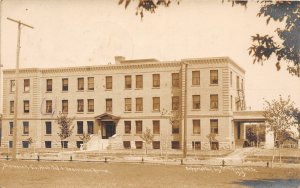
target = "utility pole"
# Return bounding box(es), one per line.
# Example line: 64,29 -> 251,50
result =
7,17 -> 33,160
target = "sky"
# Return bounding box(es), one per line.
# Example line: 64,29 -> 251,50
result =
1,0 -> 300,110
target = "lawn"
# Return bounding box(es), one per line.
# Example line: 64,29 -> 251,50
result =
0,160 -> 299,188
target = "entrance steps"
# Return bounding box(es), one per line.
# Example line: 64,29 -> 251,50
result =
86,135 -> 110,151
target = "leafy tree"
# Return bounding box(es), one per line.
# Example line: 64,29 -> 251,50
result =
206,133 -> 217,150
140,128 -> 154,154
119,0 -> 300,76
79,132 -> 91,150
263,96 -> 295,165
118,0 -> 180,19
57,112 -> 74,149
290,107 -> 300,138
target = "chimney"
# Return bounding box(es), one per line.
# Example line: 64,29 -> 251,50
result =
115,56 -> 125,64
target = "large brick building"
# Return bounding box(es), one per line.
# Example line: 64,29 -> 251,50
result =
0,56 -> 249,150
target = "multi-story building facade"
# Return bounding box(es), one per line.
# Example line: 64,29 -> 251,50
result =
0,56 -> 247,150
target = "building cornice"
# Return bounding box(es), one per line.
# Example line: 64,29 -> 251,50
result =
2,57 -> 245,74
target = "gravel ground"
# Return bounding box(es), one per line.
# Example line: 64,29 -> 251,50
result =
0,160 -> 299,188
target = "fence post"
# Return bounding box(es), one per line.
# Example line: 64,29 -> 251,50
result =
104,157 -> 107,163
6,155 -> 8,160
37,155 -> 40,162
181,159 -> 183,165
70,156 -> 72,161
222,160 -> 225,167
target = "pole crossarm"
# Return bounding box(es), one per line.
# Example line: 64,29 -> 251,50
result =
7,17 -> 34,29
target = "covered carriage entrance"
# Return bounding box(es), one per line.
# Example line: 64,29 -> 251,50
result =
95,113 -> 120,139
233,111 -> 267,148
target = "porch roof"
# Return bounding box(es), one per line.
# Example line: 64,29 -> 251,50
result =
233,111 -> 265,123
94,113 -> 120,121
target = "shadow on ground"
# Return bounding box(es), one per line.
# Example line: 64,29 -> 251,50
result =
234,179 -> 300,188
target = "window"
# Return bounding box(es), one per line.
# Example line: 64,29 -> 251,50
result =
192,141 -> 201,150
192,71 -> 200,85
171,141 -> 180,149
22,141 -> 29,148
192,95 -> 200,109
172,120 -> 179,134
77,99 -> 84,112
172,73 -> 179,87
210,119 -> 218,134
61,141 -> 68,148
236,76 -> 240,90
106,99 -> 112,112
9,141 -> 13,148
23,121 -> 29,134
153,74 -> 160,88
172,96 -> 179,110
9,122 -> 13,135
135,141 -> 143,149
153,141 -> 160,149
77,121 -> 83,134
87,121 -> 94,134
46,100 -> 52,113
230,71 -> 233,87
152,97 -> 160,111
124,121 -> 131,134
193,120 -> 201,134
136,75 -> 143,89
153,120 -> 160,134
88,77 -> 94,90
125,98 -> 132,112
136,98 -> 143,112
45,122 -> 52,134
77,141 -> 83,148
210,70 -> 218,85
24,79 -> 30,92
136,121 -> 142,134
230,95 -> 233,110
241,79 -> 244,90
62,100 -> 68,113
45,141 -> 52,148
211,142 -> 219,150
10,80 -> 16,92
210,95 -> 218,110
125,75 -> 132,89
24,100 -> 30,113
10,101 -> 14,114
46,79 -> 52,92
106,76 -> 112,90
88,99 -> 94,112
123,141 -> 131,149
78,78 -> 84,91
62,78 -> 68,91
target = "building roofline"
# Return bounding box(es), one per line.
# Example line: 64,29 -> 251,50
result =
2,56 -> 245,74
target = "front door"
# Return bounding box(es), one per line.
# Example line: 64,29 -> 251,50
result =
102,122 -> 115,139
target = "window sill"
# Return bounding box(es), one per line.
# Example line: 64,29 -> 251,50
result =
10,92 -> 15,94
87,90 -> 94,92
210,84 -> 218,86
44,134 -> 52,136
106,111 -> 112,113
105,89 -> 112,91
76,134 -> 84,136
191,85 -> 200,87
152,110 -> 160,113
135,111 -> 143,113
46,91 -> 52,93
152,87 -> 160,89
124,88 -> 132,90
172,86 -> 180,88
61,90 -> 68,93
134,134 -> 142,136
23,91 -> 30,94
191,109 -> 201,111
124,111 -> 132,113
87,112 -> 94,114
153,133 -> 160,136
209,109 -> 219,111
77,90 -> 84,92
124,134 -> 131,136
135,88 -> 143,90
77,112 -> 84,114
22,134 -> 29,136
191,134 -> 201,136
